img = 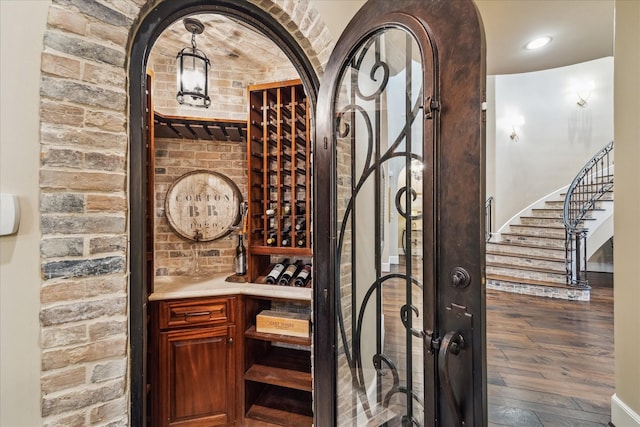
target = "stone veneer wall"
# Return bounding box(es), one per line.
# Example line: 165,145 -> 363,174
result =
37,0 -> 332,425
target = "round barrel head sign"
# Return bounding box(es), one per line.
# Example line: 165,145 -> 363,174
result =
165,170 -> 242,242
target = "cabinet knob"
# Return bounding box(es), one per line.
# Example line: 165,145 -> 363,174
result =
228,337 -> 233,344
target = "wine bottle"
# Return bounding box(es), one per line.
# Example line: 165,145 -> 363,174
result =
278,260 -> 301,286
295,202 -> 306,216
294,264 -> 312,287
281,232 -> 291,247
266,231 -> 277,246
282,203 -> 291,216
265,258 -> 289,284
265,208 -> 276,217
295,218 -> 306,231
235,234 -> 246,276
296,233 -> 306,248
295,130 -> 306,144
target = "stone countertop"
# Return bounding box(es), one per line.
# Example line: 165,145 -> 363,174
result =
149,272 -> 312,301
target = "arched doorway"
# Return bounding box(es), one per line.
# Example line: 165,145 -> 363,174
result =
128,2 -> 325,424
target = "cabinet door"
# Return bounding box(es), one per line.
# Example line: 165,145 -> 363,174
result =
159,325 -> 235,426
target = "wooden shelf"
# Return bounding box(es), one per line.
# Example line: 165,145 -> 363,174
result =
242,80 -> 313,424
244,346 -> 311,391
242,294 -> 312,426
250,246 -> 312,257
245,385 -> 312,427
154,111 -> 246,142
245,365 -> 311,393
245,325 -> 311,346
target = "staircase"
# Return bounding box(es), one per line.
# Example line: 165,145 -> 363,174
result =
487,141 -> 614,301
486,189 -> 613,301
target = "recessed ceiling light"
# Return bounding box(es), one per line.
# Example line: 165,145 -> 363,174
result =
525,36 -> 552,50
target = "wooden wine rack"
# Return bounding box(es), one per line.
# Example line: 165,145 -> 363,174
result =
246,79 -> 312,282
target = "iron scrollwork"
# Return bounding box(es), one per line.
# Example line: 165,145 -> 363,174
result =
334,28 -> 432,426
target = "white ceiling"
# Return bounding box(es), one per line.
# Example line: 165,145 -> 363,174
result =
311,0 -> 614,75
474,0 -> 614,74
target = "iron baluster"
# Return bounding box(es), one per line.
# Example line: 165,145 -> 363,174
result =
485,197 -> 494,241
563,141 -> 614,286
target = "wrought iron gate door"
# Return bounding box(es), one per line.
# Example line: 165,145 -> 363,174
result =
333,26 -> 428,426
314,1 -> 486,426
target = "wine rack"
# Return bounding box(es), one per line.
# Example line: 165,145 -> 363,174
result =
246,79 -> 312,282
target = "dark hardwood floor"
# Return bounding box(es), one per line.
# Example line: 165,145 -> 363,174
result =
486,272 -> 614,426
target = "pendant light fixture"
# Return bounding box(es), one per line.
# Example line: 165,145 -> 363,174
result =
176,18 -> 211,108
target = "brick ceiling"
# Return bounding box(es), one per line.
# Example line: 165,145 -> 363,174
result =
152,13 -> 293,74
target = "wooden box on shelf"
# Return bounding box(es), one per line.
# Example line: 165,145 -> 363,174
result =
246,79 -> 312,282
256,310 -> 310,338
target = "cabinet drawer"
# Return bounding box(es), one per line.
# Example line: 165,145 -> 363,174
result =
158,298 -> 233,329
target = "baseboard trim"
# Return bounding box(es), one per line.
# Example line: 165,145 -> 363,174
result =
389,255 -> 399,265
612,393 -> 640,427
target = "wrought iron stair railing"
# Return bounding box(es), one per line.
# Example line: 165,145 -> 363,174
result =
485,196 -> 494,242
563,140 -> 614,286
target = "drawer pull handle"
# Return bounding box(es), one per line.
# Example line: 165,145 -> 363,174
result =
185,311 -> 212,319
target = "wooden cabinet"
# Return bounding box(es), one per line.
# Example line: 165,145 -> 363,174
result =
242,296 -> 312,426
246,79 -> 312,282
153,297 -> 237,427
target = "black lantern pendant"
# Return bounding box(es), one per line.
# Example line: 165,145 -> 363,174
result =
176,18 -> 211,108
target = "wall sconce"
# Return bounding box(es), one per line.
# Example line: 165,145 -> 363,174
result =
573,79 -> 595,108
509,115 -> 525,142
176,18 -> 211,108
571,80 -> 595,108
498,113 -> 525,143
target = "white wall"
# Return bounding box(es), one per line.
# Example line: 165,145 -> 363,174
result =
589,237 -> 614,273
0,1 -> 51,425
612,0 -> 640,423
485,76 -> 497,233
493,57 -> 614,228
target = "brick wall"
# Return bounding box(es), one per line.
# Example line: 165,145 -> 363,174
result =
149,54 -> 257,121
37,0 -> 332,424
154,137 -> 248,276
148,37 -> 300,276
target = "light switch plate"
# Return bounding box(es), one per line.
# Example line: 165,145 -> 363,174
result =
0,193 -> 20,236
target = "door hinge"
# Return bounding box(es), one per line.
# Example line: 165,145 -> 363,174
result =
425,330 -> 441,354
425,96 -> 440,120
323,136 -> 328,149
